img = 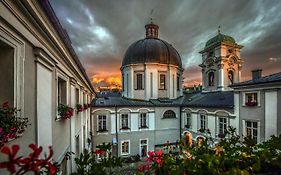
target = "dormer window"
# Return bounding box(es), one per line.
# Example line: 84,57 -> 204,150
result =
208,71 -> 215,86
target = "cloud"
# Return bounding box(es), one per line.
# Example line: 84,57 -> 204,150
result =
50,0 -> 281,88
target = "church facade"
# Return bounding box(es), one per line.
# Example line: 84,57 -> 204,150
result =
91,22 -> 251,157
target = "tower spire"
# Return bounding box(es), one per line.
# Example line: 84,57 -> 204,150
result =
145,10 -> 159,38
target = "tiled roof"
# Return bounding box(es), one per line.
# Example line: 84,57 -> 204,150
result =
92,91 -> 234,108
231,72 -> 281,87
182,91 -> 234,108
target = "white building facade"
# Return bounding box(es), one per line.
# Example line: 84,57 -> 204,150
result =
0,1 -> 94,174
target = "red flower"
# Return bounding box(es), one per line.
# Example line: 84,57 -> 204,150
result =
94,149 -> 105,155
0,145 -> 20,173
2,102 -> 9,109
137,164 -> 146,172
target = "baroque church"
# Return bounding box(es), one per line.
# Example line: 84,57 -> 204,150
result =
92,21 -> 252,157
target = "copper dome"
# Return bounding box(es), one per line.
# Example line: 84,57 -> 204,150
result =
122,23 -> 182,68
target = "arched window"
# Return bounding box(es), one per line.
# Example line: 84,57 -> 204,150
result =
163,110 -> 176,119
208,71 -> 215,86
228,70 -> 234,85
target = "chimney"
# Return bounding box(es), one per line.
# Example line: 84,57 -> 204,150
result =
252,69 -> 262,80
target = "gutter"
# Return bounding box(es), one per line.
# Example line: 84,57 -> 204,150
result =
179,106 -> 182,139
115,105 -> 119,157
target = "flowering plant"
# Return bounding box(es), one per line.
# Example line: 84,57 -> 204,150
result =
0,102 -> 29,147
137,127 -> 281,175
58,104 -> 74,119
0,144 -> 58,174
83,104 -> 88,110
245,101 -> 257,107
76,104 -> 83,112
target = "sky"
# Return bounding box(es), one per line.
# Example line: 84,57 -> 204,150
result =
50,0 -> 281,89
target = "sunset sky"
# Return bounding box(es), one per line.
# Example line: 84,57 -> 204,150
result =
50,0 -> 281,89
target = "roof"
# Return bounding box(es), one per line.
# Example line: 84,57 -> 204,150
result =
231,72 -> 281,88
92,91 -> 234,108
182,91 -> 234,108
205,33 -> 236,48
39,0 -> 95,93
122,38 -> 182,68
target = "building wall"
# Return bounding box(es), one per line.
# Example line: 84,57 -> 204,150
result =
276,89 -> 281,135
0,1 -> 94,174
122,64 -> 183,100
239,90 -> 265,142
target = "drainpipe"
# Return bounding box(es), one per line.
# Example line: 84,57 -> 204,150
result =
179,106 -> 182,140
115,105 -> 119,157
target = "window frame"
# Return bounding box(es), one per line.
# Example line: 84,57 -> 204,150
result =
243,91 -> 260,107
120,113 -> 130,130
185,113 -> 192,129
199,114 -> 207,130
159,73 -> 166,90
139,139 -> 148,157
0,25 -> 25,116
139,112 -> 149,129
135,73 -> 144,90
163,110 -> 176,119
218,117 -> 227,135
97,115 -> 107,132
121,140 -> 130,156
243,120 -> 260,144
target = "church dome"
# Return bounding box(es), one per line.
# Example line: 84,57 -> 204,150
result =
122,22 -> 182,68
205,32 -> 236,48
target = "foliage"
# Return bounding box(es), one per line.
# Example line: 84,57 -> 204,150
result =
76,104 -> 84,113
0,102 -> 29,147
0,144 -> 59,175
58,104 -> 74,119
137,127 -> 281,175
72,143 -> 123,175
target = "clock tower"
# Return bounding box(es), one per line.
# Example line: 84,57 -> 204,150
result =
199,28 -> 243,92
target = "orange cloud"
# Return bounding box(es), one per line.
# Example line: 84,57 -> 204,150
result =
91,73 -> 122,91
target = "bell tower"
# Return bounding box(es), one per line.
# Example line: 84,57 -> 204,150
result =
199,27 -> 243,92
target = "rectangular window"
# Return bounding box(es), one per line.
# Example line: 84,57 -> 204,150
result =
140,113 -> 148,128
121,114 -> 129,129
245,93 -> 258,106
245,121 -> 258,144
185,113 -> 191,128
98,115 -> 107,132
0,41 -> 14,105
159,74 -> 166,90
76,88 -> 79,104
136,73 -> 143,90
140,139 -> 148,157
121,140 -> 130,155
218,117 -> 227,135
200,114 -> 206,130
177,76 -> 180,91
58,77 -> 67,105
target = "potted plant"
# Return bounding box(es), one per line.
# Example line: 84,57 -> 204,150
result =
0,102 -> 29,147
58,104 -> 74,119
83,104 -> 88,110
76,104 -> 83,113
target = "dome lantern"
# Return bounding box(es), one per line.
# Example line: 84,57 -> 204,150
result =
145,20 -> 159,39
